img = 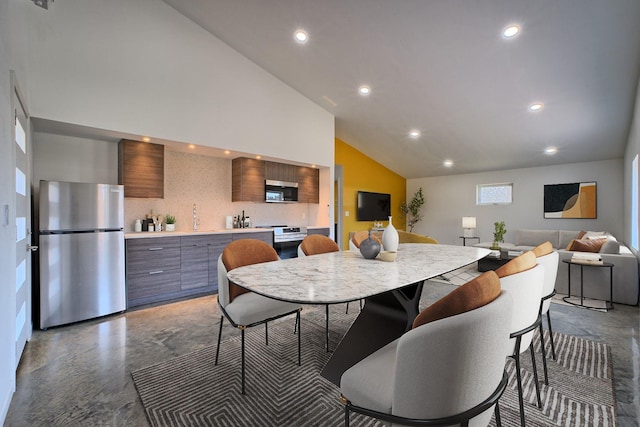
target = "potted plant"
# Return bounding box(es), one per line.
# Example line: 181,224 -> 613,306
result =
165,214 -> 176,232
400,187 -> 425,232
491,221 -> 506,250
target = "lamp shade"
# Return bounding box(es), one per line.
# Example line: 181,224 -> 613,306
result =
462,217 -> 476,229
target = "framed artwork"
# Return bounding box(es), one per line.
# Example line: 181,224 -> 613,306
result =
544,182 -> 597,219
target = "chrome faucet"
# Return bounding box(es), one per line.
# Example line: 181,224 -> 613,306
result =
193,203 -> 199,231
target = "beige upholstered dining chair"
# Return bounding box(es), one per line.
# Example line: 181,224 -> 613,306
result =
495,252 -> 545,427
215,239 -> 302,394
340,271 -> 513,427
397,230 -> 439,244
297,234 -> 341,352
532,241 -> 559,385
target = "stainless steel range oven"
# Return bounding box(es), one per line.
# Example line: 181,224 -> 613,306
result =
258,225 -> 307,259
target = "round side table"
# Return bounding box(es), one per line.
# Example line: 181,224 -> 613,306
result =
562,259 -> 614,310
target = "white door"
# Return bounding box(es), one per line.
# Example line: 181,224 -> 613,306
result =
13,78 -> 32,366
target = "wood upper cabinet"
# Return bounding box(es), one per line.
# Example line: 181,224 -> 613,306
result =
265,161 -> 298,183
118,139 -> 164,198
297,166 -> 320,203
232,157 -> 265,202
232,157 -> 319,203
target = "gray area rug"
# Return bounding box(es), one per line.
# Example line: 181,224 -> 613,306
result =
132,307 -> 615,427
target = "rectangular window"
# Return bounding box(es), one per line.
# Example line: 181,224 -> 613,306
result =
632,155 -> 638,250
16,259 -> 26,292
476,183 -> 513,205
15,116 -> 26,153
16,167 -> 26,196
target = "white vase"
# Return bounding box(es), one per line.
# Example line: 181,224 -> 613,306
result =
382,216 -> 399,252
165,224 -> 175,232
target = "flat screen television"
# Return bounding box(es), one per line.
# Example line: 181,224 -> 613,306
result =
357,191 -> 391,221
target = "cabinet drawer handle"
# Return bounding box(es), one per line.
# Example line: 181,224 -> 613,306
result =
148,247 -> 164,251
149,270 -> 164,275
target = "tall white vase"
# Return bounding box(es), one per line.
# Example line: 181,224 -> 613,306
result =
382,215 -> 399,252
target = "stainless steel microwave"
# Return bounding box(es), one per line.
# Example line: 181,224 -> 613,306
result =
265,180 -> 298,202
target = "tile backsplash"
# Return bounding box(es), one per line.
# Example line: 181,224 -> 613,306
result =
124,150 -> 319,232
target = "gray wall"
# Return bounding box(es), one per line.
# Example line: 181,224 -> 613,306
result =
408,159 -> 624,246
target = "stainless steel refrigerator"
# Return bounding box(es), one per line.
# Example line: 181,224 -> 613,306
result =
39,181 -> 126,329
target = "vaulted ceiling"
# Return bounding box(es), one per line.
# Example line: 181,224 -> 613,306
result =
162,0 -> 640,178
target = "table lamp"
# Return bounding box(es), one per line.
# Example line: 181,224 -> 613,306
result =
462,217 -> 476,237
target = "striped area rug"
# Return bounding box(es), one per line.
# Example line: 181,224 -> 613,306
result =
132,308 -> 615,427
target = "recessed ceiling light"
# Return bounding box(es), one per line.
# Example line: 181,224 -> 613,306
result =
142,137 -> 151,142
224,150 -> 230,155
544,146 -> 558,155
443,159 -> 454,168
256,155 -> 262,159
188,144 -> 195,149
409,130 -> 421,139
358,85 -> 371,96
294,30 -> 308,44
529,103 -> 544,112
503,24 -> 520,38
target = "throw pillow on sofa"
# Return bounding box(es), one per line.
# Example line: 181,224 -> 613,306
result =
599,239 -> 620,254
566,238 -> 607,252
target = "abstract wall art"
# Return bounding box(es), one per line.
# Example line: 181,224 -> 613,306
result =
544,182 -> 597,219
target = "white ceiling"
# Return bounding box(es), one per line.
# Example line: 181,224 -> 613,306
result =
161,0 -> 640,178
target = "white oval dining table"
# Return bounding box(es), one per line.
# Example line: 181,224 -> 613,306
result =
227,243 -> 490,385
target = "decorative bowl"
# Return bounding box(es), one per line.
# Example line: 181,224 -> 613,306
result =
378,251 -> 397,262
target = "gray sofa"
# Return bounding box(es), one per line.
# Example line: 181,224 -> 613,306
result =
474,229 -> 639,305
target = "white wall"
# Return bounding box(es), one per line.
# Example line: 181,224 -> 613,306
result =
32,133 -> 119,186
0,0 -> 16,418
408,159 -> 624,245
23,0 -> 334,169
32,134 -> 328,231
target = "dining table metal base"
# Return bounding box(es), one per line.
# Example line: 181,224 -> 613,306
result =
320,280 -> 425,386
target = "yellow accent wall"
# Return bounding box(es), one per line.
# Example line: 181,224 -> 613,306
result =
335,138 -> 406,249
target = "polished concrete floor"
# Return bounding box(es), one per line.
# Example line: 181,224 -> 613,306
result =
5,281 -> 640,427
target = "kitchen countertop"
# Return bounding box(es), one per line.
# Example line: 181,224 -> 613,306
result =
124,225 -> 330,239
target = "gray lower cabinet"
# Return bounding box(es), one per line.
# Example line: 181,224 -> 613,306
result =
126,231 -> 272,308
208,234 -> 233,290
180,235 -> 212,291
308,227 -> 330,236
232,230 -> 273,244
126,237 -> 181,307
